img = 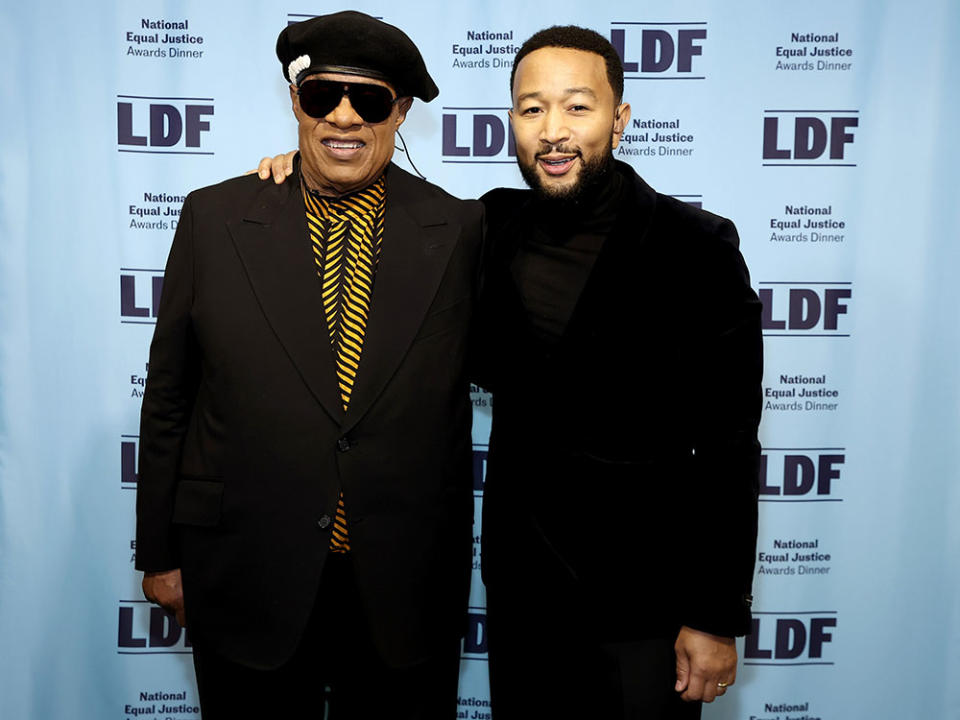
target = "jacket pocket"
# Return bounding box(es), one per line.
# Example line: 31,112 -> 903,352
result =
171,477 -> 224,527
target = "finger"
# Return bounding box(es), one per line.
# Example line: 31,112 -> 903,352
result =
681,667 -> 708,702
175,605 -> 187,628
700,677 -> 718,703
674,645 -> 690,692
273,154 -> 289,184
257,157 -> 272,179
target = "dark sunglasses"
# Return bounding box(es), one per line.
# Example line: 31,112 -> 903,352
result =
297,79 -> 399,124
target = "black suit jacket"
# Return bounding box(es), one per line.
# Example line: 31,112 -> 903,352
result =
136,160 -> 483,669
476,162 -> 762,641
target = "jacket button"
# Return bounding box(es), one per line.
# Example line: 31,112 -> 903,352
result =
337,437 -> 351,452
317,515 -> 331,529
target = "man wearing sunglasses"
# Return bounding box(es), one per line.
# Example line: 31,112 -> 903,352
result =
136,11 -> 482,719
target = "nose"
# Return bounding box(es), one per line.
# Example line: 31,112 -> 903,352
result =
326,93 -> 363,128
539,108 -> 570,146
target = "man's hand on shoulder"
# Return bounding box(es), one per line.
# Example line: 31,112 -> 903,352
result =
248,151 -> 297,184
142,568 -> 186,627
674,625 -> 737,703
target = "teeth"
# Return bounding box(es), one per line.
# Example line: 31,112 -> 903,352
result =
325,140 -> 364,149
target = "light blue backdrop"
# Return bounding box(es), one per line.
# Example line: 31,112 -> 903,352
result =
1,1 -> 958,718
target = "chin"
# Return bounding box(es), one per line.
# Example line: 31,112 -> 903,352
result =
538,173 -> 579,194
519,150 -> 614,203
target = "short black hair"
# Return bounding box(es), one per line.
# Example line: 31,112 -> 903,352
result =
510,25 -> 624,104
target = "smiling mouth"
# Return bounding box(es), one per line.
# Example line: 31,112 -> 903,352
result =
537,154 -> 578,176
322,139 -> 366,153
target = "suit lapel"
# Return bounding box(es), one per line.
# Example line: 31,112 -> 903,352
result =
493,199 -> 538,339
226,163 -> 346,425
559,165 -> 658,346
341,165 -> 458,434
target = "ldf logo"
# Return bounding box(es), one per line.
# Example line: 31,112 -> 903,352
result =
610,22 -> 707,79
441,108 -> 516,163
762,111 -> 858,166
759,283 -> 852,336
744,613 -> 837,665
760,449 -> 844,501
122,435 -> 139,486
462,611 -> 487,656
117,95 -> 214,154
120,269 -> 164,323
472,446 -> 488,493
118,601 -> 192,653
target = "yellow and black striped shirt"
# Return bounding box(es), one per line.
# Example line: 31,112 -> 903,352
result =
303,176 -> 386,552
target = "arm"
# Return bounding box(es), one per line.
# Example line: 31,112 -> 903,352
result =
135,194 -> 202,624
675,219 -> 763,700
682,220 -> 762,632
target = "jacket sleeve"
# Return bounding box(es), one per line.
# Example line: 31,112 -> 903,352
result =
135,193 -> 201,572
679,219 -> 763,637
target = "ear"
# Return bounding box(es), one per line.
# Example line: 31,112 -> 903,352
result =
394,97 -> 414,127
289,84 -> 301,119
611,102 -> 631,149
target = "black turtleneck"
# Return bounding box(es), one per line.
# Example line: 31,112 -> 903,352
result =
510,167 -> 626,343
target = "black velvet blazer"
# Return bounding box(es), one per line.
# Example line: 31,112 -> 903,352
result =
476,162 -> 762,640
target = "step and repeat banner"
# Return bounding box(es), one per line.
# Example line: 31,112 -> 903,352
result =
1,1 -> 959,718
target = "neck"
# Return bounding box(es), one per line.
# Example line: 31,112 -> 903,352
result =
300,164 -> 351,198
298,156 -> 388,198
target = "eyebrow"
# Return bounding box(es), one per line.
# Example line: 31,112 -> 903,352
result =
516,87 -> 598,103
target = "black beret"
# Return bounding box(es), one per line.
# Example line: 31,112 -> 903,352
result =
276,11 -> 438,102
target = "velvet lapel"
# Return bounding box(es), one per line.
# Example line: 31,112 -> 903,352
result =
491,196 -> 534,335
558,165 -> 659,347
340,165 -> 458,435
226,164 -> 345,425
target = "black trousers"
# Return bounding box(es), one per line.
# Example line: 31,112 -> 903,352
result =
192,554 -> 461,720
486,592 -> 702,720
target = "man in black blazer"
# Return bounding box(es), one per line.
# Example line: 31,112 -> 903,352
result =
136,12 -> 482,718
472,26 -> 762,719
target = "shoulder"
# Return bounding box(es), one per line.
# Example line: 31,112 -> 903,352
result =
186,172 -> 264,207
616,164 -> 749,289
479,186 -> 531,236
480,186 -> 530,210
613,161 -> 738,251
480,186 -> 530,215
387,164 -> 483,225
651,196 -> 747,290
616,165 -> 741,269
652,192 -> 739,249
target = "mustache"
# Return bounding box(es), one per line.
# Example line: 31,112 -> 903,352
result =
535,144 -> 581,158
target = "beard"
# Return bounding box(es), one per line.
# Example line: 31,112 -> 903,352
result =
518,144 -> 615,205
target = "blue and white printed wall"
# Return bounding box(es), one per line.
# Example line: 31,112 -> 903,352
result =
1,1 -> 958,718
